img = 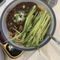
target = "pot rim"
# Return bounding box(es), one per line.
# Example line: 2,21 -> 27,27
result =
0,0 -> 56,50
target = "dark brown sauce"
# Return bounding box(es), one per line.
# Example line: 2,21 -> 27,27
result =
6,2 -> 41,37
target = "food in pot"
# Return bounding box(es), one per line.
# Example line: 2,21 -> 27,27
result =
6,2 -> 51,47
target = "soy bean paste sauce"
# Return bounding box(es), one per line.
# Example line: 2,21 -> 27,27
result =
6,2 -> 41,37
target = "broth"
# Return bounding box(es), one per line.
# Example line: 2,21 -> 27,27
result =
6,2 -> 40,37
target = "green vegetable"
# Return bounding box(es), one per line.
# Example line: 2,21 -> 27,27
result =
13,11 -> 26,23
25,13 -> 51,47
32,21 -> 51,47
24,11 -> 47,44
21,5 -> 37,40
35,15 -> 51,46
12,5 -> 51,47
23,5 -> 36,32
33,11 -> 43,25
13,13 -> 20,22
30,14 -> 50,46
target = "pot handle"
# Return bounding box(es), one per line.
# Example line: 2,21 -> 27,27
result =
40,0 -> 58,7
0,42 -> 23,59
0,23 -> 22,59
0,33 -> 22,58
52,37 -> 60,44
49,34 -> 60,44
